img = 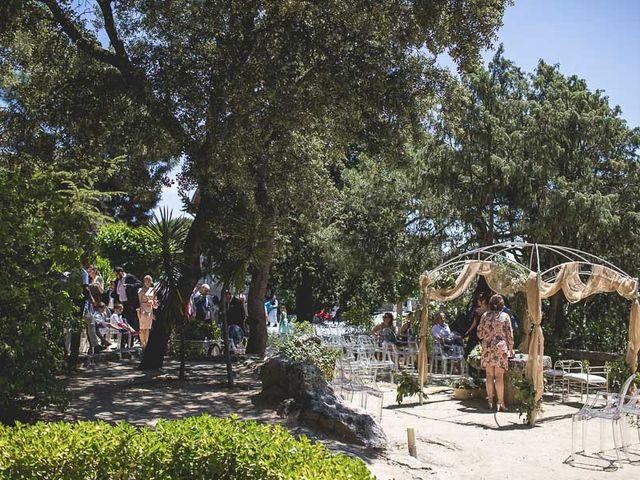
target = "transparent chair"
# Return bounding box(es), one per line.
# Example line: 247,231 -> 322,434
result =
569,374 -> 636,463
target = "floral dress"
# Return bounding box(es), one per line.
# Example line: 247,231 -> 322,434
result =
477,311 -> 514,370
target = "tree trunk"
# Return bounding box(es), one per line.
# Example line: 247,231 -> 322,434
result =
550,291 -> 566,338
295,267 -> 314,321
220,284 -> 234,387
246,235 -> 274,355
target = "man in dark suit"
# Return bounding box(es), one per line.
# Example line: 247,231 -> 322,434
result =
112,267 -> 142,332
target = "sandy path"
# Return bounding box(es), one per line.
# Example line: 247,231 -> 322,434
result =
45,360 -> 638,480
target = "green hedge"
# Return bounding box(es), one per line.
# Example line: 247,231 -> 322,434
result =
0,415 -> 374,479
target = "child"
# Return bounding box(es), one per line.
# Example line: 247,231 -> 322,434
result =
92,302 -> 113,349
110,303 -> 136,347
278,305 -> 290,335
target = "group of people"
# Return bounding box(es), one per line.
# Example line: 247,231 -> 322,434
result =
372,293 -> 516,412
191,283 -> 249,347
82,266 -> 157,354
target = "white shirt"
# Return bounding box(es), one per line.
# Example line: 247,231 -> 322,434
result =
117,277 -> 127,302
432,322 -> 453,341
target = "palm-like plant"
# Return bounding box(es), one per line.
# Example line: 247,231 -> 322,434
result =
138,208 -> 191,377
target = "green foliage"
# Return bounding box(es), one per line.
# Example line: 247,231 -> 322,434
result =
466,344 -> 483,371
513,376 -> 543,425
0,415 -> 374,479
452,377 -> 480,390
96,223 -> 162,279
278,336 -> 341,381
396,371 -> 425,405
342,304 -> 374,330
0,158 -> 109,422
605,357 -> 640,391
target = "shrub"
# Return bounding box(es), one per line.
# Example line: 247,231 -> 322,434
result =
0,415 -> 374,479
278,336 -> 340,381
342,303 -> 373,330
96,223 -> 162,278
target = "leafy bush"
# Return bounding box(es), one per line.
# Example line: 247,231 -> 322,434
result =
0,415 -> 374,479
395,371 -> 425,404
513,376 -> 542,425
606,356 -> 640,391
278,336 -> 340,380
342,303 -> 373,330
0,163 -> 107,422
96,222 -> 162,278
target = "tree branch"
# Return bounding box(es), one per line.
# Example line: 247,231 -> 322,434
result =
96,0 -> 129,61
38,0 -> 128,71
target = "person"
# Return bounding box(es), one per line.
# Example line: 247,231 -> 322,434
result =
464,294 -> 488,357
106,280 -> 116,310
372,312 -> 396,343
87,266 -> 104,310
192,283 -> 212,322
112,267 -> 142,334
137,275 -> 157,347
399,311 -> 415,341
264,295 -> 277,326
224,291 -> 247,347
93,302 -> 113,349
278,304 -> 291,335
431,312 -> 463,347
313,308 -> 332,324
110,303 -> 135,348
477,294 -> 514,411
268,294 -> 279,327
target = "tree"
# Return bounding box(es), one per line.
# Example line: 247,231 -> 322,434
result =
12,0 -> 509,363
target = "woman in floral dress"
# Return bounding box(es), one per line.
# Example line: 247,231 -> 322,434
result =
477,294 -> 514,411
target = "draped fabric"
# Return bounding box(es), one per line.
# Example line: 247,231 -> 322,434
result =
419,256 -> 639,424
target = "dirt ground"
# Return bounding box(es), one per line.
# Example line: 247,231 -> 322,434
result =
46,358 -> 640,480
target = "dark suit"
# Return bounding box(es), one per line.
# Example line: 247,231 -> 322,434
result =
113,273 -> 142,331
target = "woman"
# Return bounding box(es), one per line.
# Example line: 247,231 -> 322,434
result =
477,294 -> 514,411
464,294 -> 488,357
87,266 -> 104,310
372,312 -> 396,343
137,275 -> 157,347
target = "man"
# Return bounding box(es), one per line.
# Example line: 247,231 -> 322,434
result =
432,312 -> 463,347
224,291 -> 247,348
112,267 -> 142,332
192,283 -> 212,322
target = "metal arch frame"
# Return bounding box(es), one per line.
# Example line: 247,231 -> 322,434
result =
424,242 -> 635,285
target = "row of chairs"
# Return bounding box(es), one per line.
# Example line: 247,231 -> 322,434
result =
545,359 -> 609,403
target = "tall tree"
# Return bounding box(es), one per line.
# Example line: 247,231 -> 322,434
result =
10,0 -> 509,362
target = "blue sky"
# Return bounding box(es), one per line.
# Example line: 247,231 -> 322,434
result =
156,0 -> 640,213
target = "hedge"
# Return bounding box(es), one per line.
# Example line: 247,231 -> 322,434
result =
0,414 -> 374,479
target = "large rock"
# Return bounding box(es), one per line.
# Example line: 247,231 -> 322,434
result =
256,355 -> 387,450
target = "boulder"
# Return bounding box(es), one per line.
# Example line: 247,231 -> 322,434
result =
257,355 -> 387,450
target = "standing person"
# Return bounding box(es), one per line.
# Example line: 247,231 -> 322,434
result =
477,294 -> 514,411
137,275 -> 157,347
112,267 -> 142,335
225,291 -> 247,348
264,294 -> 277,327
87,266 -> 104,310
464,294 -> 488,357
192,284 -> 212,322
278,305 -> 290,335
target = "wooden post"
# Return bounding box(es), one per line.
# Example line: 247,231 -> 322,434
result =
407,427 -> 417,457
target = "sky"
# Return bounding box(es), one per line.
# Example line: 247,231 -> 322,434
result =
156,0 -> 640,214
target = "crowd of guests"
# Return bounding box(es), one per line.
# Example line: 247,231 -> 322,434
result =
81,266 -> 157,354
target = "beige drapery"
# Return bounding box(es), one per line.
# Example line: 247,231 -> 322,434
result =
419,259 -> 639,423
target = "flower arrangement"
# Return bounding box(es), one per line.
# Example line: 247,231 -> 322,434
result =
452,377 -> 477,390
466,344 -> 483,370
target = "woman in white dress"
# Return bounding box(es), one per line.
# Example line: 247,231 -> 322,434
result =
137,275 -> 157,347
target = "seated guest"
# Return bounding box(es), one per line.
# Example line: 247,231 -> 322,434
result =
92,302 -> 113,349
372,312 -> 397,343
398,312 -> 416,342
432,312 -> 463,347
110,303 -> 135,348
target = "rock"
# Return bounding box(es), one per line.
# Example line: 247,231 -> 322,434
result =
257,355 -> 387,450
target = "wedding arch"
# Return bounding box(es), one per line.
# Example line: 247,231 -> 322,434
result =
417,242 -> 640,423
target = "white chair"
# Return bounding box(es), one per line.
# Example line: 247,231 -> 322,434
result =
569,374 -> 636,463
562,361 -> 609,403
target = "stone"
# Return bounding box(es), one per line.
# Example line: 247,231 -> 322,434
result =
256,355 -> 387,450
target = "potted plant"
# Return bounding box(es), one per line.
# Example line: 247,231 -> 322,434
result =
452,377 -> 476,399
471,376 -> 487,399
